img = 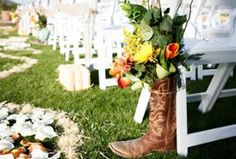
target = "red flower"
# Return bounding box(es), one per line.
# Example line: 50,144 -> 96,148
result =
165,43 -> 180,60
117,77 -> 131,89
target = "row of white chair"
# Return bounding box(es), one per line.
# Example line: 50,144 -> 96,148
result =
45,0 -> 129,89
20,0 -> 235,90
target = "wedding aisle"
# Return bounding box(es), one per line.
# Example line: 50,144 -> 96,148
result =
0,32 -> 236,158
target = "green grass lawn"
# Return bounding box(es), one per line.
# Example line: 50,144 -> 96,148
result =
0,33 -> 236,159
0,57 -> 23,71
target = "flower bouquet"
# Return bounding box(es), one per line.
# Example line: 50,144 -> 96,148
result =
109,0 -> 197,158
110,0 -> 193,90
30,12 -> 47,29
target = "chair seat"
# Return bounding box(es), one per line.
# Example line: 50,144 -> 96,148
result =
185,38 -> 236,65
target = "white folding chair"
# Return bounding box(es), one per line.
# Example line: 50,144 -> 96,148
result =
51,12 -> 67,52
192,0 -> 236,79
177,41 -> 236,157
176,0 -> 236,156
133,0 -> 236,156
95,25 -> 125,90
185,65 -> 197,80
93,0 -> 132,89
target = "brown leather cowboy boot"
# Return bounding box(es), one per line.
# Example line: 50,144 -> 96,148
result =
109,76 -> 177,158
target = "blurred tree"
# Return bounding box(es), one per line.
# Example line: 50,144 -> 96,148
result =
0,0 -> 17,11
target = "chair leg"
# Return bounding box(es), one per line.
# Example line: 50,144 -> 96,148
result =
176,67 -> 189,156
197,65 -> 204,80
65,51 -> 70,61
98,64 -> 107,90
198,63 -> 235,113
133,88 -> 150,123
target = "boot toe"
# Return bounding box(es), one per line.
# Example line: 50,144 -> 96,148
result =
109,141 -> 133,158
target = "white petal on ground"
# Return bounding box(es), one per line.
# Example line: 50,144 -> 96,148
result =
32,115 -> 54,125
2,136 -> 14,143
0,154 -> 14,159
8,113 -> 29,122
30,110 -> 54,125
41,112 -> 55,125
0,53 -> 38,79
0,107 -> 9,120
0,102 -> 81,158
0,120 -> 9,125
48,152 -> 61,159
31,148 -> 49,159
32,109 -> 45,118
6,114 -> 18,120
35,126 -> 58,141
0,123 -> 12,138
11,122 -> 35,137
0,139 -> 14,151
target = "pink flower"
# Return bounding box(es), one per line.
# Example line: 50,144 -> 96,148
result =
109,56 -> 132,78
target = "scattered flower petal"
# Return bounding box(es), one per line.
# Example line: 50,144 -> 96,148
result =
0,140 -> 14,151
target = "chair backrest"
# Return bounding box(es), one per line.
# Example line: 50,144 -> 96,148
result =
178,0 -> 236,39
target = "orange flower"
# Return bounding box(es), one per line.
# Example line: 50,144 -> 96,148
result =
109,56 -> 132,78
118,77 -> 131,89
165,43 -> 180,59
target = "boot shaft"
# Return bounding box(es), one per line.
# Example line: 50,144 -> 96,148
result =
149,76 -> 177,139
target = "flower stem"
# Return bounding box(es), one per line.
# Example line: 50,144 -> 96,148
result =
147,0 -> 150,9
158,0 -> 162,18
174,0 -> 183,17
183,0 -> 194,37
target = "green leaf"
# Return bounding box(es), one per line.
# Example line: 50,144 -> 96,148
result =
156,63 -> 171,79
121,2 -> 147,24
152,8 -> 161,23
160,15 -> 173,32
143,10 -> 153,25
143,82 -> 151,90
140,20 -> 153,41
169,63 -> 176,73
126,74 -> 140,82
164,8 -> 170,15
152,26 -> 160,35
159,49 -> 168,70
150,35 -> 160,47
173,26 -> 184,42
174,15 -> 187,25
131,81 -> 143,90
151,34 -> 170,48
134,63 -> 145,72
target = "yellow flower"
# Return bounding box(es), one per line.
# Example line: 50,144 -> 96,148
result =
134,42 -> 154,63
123,27 -> 142,56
